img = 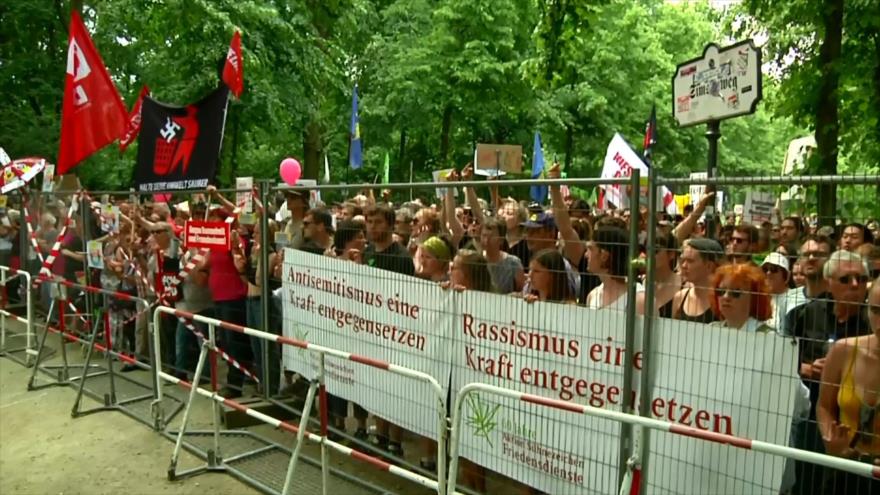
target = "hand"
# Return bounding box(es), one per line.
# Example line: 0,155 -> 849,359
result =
547,162 -> 561,180
698,191 -> 716,209
524,293 -> 539,303
233,252 -> 247,273
461,163 -> 475,181
206,185 -> 217,197
811,358 -> 826,378
382,189 -> 391,201
821,421 -> 852,456
447,169 -> 461,182
344,248 -> 362,264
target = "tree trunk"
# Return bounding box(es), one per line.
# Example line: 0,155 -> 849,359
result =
439,105 -> 453,164
398,127 -> 407,182
302,119 -> 322,180
564,123 -> 574,170
814,0 -> 844,226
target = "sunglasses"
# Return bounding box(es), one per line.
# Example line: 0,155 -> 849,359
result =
802,251 -> 829,260
717,288 -> 745,299
730,237 -> 748,244
150,229 -> 168,234
869,306 -> 880,315
762,265 -> 782,274
837,275 -> 869,285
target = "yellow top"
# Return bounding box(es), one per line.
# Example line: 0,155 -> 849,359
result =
837,339 -> 880,455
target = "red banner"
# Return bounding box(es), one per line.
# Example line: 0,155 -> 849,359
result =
119,85 -> 150,152
184,220 -> 230,251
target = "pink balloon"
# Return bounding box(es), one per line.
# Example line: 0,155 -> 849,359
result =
279,158 -> 302,186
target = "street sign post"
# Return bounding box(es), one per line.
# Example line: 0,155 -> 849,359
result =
673,39 -> 762,238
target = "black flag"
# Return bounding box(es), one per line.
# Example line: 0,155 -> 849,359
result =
135,87 -> 229,192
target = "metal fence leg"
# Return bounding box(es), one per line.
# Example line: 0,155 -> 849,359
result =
281,378 -> 319,495
103,305 -> 118,405
168,343 -> 210,480
71,308 -> 105,417
57,299 -> 70,382
208,323 -> 222,466
317,354 -> 329,495
27,298 -> 55,390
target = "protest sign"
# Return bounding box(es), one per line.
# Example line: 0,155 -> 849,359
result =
475,143 -> 522,175
282,250 -> 454,438
42,164 -> 55,193
87,240 -> 104,269
100,204 -> 120,234
599,134 -> 676,214
431,169 -> 459,199
184,220 -> 230,250
744,191 -> 775,224
236,176 -> 253,213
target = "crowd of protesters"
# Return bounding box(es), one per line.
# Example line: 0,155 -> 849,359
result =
0,167 -> 877,494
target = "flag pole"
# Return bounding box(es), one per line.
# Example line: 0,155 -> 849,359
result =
409,160 -> 414,201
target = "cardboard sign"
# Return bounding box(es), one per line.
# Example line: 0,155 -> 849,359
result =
184,220 -> 231,250
475,143 -> 523,173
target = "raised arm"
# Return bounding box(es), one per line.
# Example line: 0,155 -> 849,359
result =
207,185 -> 237,213
461,163 -> 486,225
673,191 -> 715,244
444,170 -> 465,247
548,162 -> 584,265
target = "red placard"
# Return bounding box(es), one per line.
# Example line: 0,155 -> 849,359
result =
184,220 -> 231,250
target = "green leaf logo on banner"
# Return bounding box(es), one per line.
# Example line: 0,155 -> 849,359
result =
466,393 -> 500,447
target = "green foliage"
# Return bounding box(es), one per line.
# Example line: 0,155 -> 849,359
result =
5,0 -> 868,210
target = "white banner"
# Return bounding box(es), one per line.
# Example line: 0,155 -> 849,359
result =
600,133 -> 676,215
744,191 -> 775,224
451,291 -> 798,494
281,253 -> 799,493
282,250 -> 454,438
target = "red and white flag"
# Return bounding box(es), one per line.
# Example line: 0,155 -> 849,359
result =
57,11 -> 127,175
222,31 -> 244,98
119,85 -> 150,152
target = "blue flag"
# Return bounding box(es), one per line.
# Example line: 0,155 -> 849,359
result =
530,131 -> 547,203
349,85 -> 362,169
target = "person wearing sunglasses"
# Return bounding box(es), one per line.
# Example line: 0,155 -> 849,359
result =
817,277 -> 880,491
761,253 -> 791,331
788,250 -> 872,490
709,264 -> 773,332
725,224 -> 759,265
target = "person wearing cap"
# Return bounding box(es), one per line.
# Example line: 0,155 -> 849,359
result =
762,252 -> 791,330
300,208 -> 334,255
282,190 -> 309,250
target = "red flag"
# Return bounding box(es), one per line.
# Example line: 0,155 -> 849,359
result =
222,31 -> 244,98
119,85 -> 150,152
57,11 -> 127,175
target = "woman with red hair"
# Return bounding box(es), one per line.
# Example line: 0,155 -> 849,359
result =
710,264 -> 774,332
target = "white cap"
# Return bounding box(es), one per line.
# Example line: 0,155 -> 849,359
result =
762,252 -> 790,272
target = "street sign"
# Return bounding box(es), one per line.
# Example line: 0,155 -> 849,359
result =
672,40 -> 762,127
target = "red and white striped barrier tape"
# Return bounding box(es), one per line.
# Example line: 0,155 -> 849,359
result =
37,192 -> 81,280
175,315 -> 259,384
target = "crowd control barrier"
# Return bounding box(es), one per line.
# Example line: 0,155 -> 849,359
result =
26,277 -> 180,430
0,266 -> 35,366
446,382 -> 880,495
154,305 -> 455,495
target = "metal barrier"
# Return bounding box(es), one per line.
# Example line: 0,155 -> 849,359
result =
0,266 -> 35,366
26,277 -> 179,430
154,305 -> 454,495
446,382 -> 880,495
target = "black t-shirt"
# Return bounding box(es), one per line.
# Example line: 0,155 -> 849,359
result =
364,241 -> 414,276
63,235 -> 84,282
507,240 -> 531,269
298,240 -> 326,256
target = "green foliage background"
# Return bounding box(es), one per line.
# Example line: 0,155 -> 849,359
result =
0,0 -> 876,215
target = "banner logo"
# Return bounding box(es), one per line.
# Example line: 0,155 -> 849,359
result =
466,393 -> 500,447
